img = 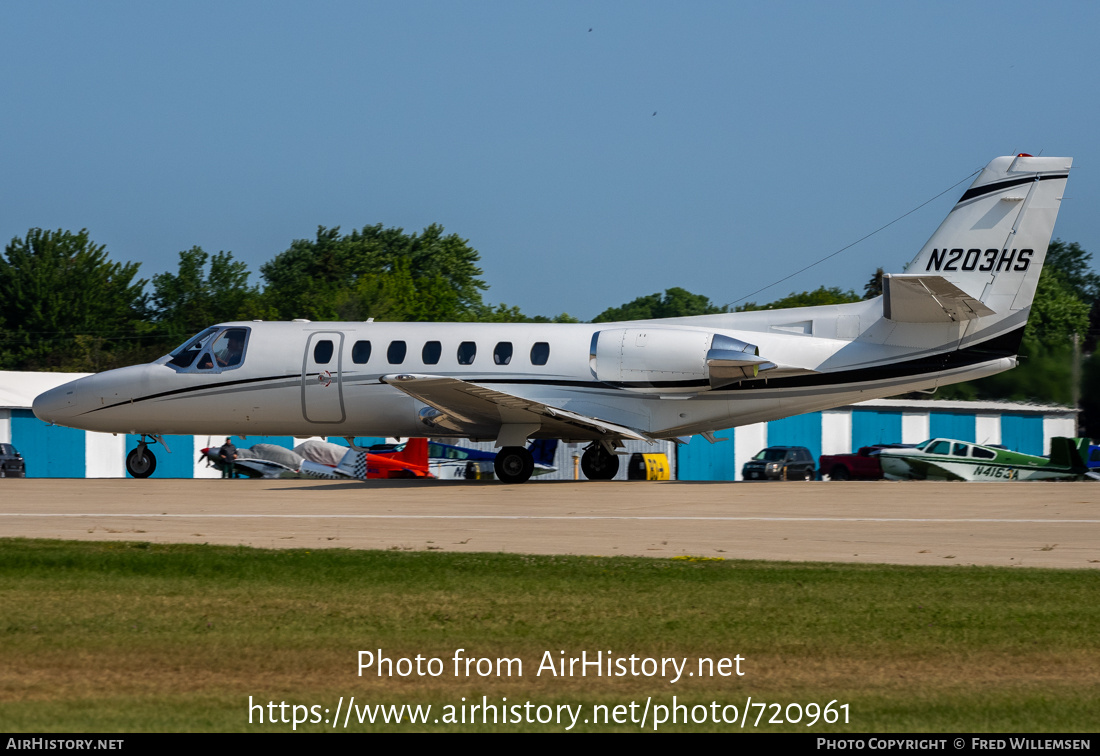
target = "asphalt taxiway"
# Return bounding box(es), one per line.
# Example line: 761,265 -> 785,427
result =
1,478 -> 1098,568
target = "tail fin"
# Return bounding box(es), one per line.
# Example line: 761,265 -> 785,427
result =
1048,437 -> 1089,474
393,437 -> 429,467
527,439 -> 558,469
898,155 -> 1071,316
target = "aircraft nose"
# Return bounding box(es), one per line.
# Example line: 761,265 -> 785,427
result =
33,364 -> 158,431
33,385 -> 77,426
33,381 -> 81,424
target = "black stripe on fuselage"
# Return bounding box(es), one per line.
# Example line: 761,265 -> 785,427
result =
955,173 -> 1067,205
82,325 -> 1024,412
82,373 -> 302,415
708,324 -> 1023,392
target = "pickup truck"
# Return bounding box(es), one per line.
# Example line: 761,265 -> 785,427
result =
819,444 -> 915,481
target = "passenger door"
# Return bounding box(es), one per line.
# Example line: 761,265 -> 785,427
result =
302,332 -> 346,423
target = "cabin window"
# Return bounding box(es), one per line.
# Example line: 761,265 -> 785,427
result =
352,340 -> 372,364
457,341 -> 476,365
530,341 -> 550,365
952,443 -> 969,457
494,341 -> 513,365
972,446 -> 996,459
422,341 -> 442,365
388,340 -> 407,364
313,339 -> 334,364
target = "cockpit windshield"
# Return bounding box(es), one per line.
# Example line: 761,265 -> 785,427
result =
166,327 -> 250,372
166,328 -> 219,369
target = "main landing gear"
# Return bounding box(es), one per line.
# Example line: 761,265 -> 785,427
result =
126,435 -> 169,478
580,443 -> 619,481
494,446 -> 534,484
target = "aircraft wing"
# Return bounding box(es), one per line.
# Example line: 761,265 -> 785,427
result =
381,374 -> 655,442
902,455 -> 966,481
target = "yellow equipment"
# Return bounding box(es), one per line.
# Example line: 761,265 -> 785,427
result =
627,453 -> 671,481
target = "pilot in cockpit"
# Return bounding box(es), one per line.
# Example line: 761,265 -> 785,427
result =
215,330 -> 245,368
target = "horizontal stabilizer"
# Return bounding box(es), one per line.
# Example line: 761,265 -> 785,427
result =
883,274 -> 996,323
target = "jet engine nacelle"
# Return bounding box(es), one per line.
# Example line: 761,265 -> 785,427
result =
589,328 -> 773,392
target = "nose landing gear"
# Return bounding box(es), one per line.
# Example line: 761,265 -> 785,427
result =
126,435 -> 170,478
126,446 -> 156,478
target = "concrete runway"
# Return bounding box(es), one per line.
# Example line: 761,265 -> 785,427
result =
1,478 -> 1098,568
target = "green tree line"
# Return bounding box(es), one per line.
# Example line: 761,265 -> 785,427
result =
1,226 -> 1096,432
0,225 -> 579,372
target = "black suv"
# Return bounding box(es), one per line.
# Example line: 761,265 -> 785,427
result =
0,443 -> 25,478
742,446 -> 815,481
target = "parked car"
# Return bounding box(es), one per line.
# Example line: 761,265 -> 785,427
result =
0,443 -> 26,477
819,443 -> 918,480
742,446 -> 815,481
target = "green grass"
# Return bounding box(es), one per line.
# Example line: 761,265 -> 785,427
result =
1,538 -> 1097,732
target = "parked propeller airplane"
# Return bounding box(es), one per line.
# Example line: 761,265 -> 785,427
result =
33,154 -> 1072,483
877,437 -> 1092,482
200,437 -> 433,480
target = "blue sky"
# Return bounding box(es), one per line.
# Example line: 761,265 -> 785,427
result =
3,1 -> 1098,320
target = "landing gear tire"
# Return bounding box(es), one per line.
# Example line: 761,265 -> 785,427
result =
581,446 -> 619,480
127,446 -> 157,478
494,446 -> 534,484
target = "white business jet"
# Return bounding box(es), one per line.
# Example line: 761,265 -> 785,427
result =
33,154 -> 1071,483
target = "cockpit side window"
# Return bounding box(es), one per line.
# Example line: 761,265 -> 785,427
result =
214,328 -> 249,368
166,327 -> 250,373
